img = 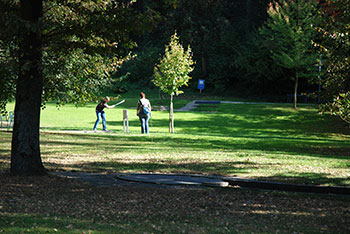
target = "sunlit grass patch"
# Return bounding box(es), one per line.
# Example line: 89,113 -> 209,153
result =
1,98 -> 349,186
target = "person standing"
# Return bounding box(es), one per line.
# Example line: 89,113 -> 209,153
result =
137,92 -> 151,134
93,96 -> 115,132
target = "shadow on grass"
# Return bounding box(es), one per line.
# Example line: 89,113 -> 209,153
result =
40,132 -> 350,159
44,160 -> 259,175
33,130 -> 350,186
1,189 -> 350,234
0,214 -> 116,234
41,158 -> 350,187
180,105 -> 349,136
258,172 -> 350,187
1,160 -> 350,233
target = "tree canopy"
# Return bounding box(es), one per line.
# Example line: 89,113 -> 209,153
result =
153,33 -> 194,96
1,0 -> 349,175
0,0 -> 154,112
153,32 -> 194,133
0,0 -> 158,175
318,0 -> 350,124
258,0 -> 321,108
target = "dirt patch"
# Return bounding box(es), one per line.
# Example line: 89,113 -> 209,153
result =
1,172 -> 350,233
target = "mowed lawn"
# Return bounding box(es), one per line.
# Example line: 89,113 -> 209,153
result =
1,96 -> 350,233
1,96 -> 349,187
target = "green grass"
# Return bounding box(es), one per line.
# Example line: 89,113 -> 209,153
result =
1,94 -> 350,233
1,94 -> 349,186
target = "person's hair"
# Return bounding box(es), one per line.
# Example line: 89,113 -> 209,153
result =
140,92 -> 146,99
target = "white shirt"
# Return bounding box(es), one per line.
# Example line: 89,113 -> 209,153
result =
137,98 -> 151,115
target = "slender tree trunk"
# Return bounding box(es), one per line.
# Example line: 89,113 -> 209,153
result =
11,0 -> 46,176
293,74 -> 299,109
246,0 -> 253,33
169,94 -> 174,133
159,88 -> 164,105
199,29 -> 208,80
201,44 -> 207,79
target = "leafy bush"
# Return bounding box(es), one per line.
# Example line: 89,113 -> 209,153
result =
320,92 -> 350,124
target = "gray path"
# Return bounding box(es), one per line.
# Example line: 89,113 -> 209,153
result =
52,172 -> 229,188
116,173 -> 229,187
52,171 -> 350,195
176,101 -> 197,111
175,100 -> 291,112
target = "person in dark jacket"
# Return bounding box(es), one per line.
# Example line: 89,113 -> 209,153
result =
93,96 -> 116,131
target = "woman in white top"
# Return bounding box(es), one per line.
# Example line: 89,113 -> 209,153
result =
136,92 -> 151,134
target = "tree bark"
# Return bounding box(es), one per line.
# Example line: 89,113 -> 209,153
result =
169,94 -> 174,133
11,0 -> 46,176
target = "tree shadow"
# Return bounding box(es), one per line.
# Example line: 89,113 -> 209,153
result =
43,159 -> 262,175
40,131 -> 350,159
257,172 -> 350,187
177,104 -> 350,137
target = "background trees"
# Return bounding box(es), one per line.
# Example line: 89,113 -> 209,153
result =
252,0 -> 321,109
1,0 -> 349,175
318,0 -> 350,124
0,0 -> 153,175
115,0 -> 272,95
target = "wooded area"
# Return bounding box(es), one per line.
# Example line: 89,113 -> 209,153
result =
0,0 -> 349,175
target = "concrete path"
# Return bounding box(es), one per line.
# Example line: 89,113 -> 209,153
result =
53,171 -> 350,195
52,172 -> 229,188
175,100 -> 290,112
116,173 -> 229,187
175,101 -> 197,111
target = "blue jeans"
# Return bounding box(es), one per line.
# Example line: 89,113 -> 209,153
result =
93,110 -> 106,130
139,115 -> 150,134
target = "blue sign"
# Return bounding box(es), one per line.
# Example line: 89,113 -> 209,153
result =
198,79 -> 205,90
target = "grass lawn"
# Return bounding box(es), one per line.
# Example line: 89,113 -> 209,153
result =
1,92 -> 349,233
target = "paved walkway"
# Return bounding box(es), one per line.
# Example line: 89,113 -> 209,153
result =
116,173 -> 229,187
52,172 -> 229,188
175,100 -> 292,112
53,171 -> 350,195
176,101 -> 197,111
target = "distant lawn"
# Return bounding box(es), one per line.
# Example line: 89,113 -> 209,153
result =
1,94 -> 349,187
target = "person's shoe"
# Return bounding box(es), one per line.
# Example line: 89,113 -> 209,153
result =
103,129 -> 110,132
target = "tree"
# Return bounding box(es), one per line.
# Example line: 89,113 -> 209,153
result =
322,93 -> 350,124
258,0 -> 321,109
9,0 -> 46,175
0,0 -> 153,175
153,33 -> 194,133
318,0 -> 350,124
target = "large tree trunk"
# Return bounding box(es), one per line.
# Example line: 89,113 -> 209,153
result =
11,0 -> 46,176
169,94 -> 174,133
